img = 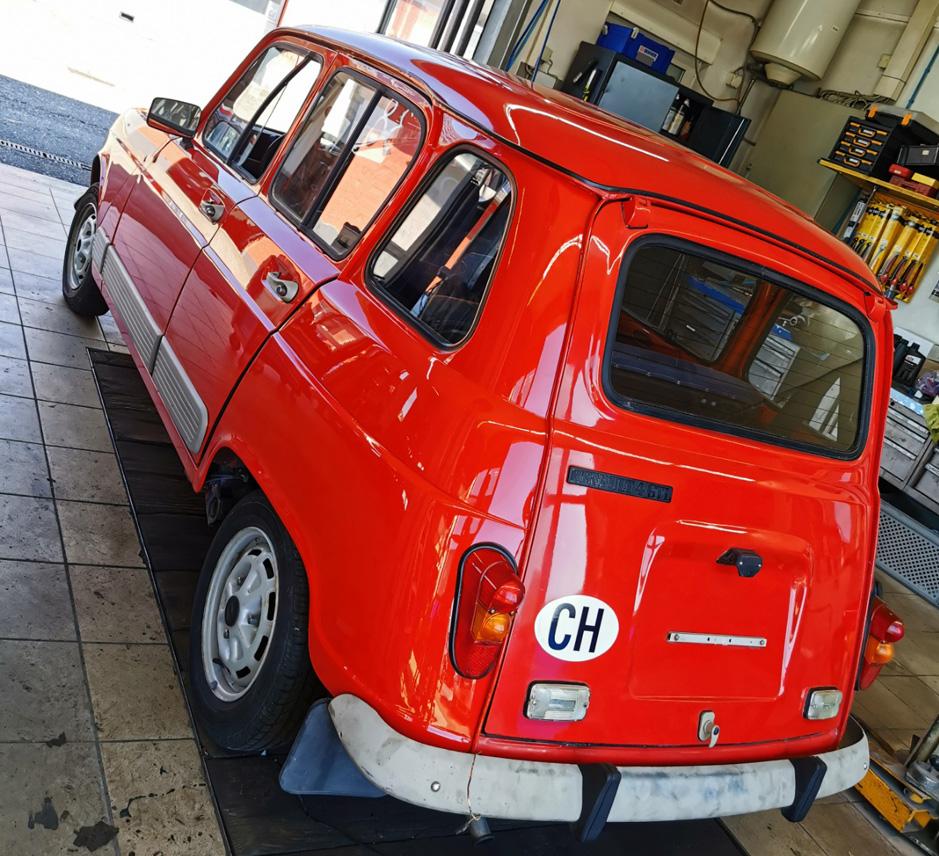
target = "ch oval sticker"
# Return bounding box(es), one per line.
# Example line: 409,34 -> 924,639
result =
534,595 -> 619,662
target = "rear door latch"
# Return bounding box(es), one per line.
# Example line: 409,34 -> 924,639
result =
717,548 -> 763,578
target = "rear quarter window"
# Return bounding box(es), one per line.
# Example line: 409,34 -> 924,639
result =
604,240 -> 872,457
367,150 -> 512,346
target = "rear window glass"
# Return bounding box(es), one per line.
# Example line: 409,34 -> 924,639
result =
607,243 -> 868,455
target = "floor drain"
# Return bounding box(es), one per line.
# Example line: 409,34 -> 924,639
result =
0,138 -> 91,171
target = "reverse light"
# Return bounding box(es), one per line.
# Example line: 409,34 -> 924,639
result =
805,688 -> 843,721
450,545 -> 525,679
526,683 -> 590,721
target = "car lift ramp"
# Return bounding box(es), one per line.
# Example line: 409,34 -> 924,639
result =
90,348 -> 746,856
878,502 -> 939,608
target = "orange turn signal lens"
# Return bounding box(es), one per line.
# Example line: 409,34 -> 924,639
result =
865,636 -> 895,665
471,607 -> 511,644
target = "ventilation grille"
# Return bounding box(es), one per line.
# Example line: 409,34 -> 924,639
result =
101,248 -> 161,370
152,341 -> 207,454
877,503 -> 939,606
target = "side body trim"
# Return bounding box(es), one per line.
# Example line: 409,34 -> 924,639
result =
100,244 -> 162,371
91,228 -> 108,279
95,235 -> 209,455
152,338 -> 209,454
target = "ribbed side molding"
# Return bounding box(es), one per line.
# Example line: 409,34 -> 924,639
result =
152,340 -> 208,454
91,229 -> 108,278
101,247 -> 162,371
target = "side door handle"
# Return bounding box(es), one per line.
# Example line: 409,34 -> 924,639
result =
199,192 -> 225,223
263,272 -> 300,303
717,548 -> 763,578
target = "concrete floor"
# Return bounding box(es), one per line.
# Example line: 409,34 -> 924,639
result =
0,159 -> 934,855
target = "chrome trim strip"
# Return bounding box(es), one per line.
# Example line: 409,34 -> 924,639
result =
91,228 -> 108,278
667,632 -> 767,649
152,339 -> 208,454
100,246 -> 162,371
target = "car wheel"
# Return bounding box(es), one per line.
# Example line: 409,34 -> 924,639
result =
62,183 -> 108,316
189,491 -> 320,752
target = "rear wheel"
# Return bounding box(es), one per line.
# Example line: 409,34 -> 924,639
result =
62,183 -> 108,317
189,491 -> 319,752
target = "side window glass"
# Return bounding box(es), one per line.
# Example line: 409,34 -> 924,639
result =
311,96 -> 422,255
231,59 -> 322,181
204,45 -> 320,179
369,152 -> 512,345
272,73 -> 423,256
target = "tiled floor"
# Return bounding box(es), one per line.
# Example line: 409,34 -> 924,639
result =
0,162 -> 225,856
725,564 -> 937,856
0,159 -> 936,856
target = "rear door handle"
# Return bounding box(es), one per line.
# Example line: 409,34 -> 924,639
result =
717,548 -> 763,578
199,199 -> 225,223
263,272 -> 300,303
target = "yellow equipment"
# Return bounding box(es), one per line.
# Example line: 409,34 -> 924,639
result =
856,715 -> 939,853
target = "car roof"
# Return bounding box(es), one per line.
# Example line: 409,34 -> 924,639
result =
285,26 -> 878,295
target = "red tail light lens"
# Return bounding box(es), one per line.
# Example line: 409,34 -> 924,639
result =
858,598 -> 905,690
870,602 -> 905,643
450,545 -> 525,679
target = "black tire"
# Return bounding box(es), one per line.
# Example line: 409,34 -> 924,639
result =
189,491 -> 321,752
62,183 -> 108,317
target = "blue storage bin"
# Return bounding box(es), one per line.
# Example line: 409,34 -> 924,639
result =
597,24 -> 675,75
597,23 -> 632,53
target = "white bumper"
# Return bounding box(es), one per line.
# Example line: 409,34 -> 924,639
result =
328,694 -> 869,823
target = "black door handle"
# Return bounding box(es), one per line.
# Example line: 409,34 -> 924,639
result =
717,548 -> 763,578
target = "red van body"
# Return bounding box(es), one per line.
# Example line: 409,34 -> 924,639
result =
73,27 -> 898,829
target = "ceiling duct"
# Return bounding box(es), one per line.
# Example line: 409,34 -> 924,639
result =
750,0 -> 861,86
874,0 -> 939,101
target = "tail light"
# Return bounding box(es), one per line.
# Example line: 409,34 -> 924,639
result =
858,598 -> 904,690
450,545 -> 524,679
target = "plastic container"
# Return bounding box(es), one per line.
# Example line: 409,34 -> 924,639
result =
597,25 -> 675,75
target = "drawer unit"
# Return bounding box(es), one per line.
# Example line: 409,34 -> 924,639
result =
885,406 -> 930,454
882,388 -> 939,512
912,451 -> 939,507
829,113 -> 939,179
881,436 -> 921,482
829,119 -> 891,175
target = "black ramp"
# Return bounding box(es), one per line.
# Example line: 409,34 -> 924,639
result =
89,348 -> 747,856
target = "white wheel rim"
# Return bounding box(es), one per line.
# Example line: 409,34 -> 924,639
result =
68,205 -> 96,289
201,526 -> 278,702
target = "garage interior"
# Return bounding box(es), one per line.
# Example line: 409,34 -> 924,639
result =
2,0 -> 939,854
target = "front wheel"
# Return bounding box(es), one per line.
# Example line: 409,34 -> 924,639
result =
189,491 -> 320,752
62,183 -> 108,316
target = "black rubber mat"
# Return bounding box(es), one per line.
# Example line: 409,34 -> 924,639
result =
90,348 -> 747,856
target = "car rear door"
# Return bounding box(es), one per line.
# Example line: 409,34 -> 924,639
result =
161,63 -> 428,455
106,39 -> 322,370
484,201 -> 882,756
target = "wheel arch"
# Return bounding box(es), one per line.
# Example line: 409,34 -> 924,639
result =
201,445 -> 262,526
89,156 -> 102,191
198,433 -> 336,690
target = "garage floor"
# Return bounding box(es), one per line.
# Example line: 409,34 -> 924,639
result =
0,160 -> 932,856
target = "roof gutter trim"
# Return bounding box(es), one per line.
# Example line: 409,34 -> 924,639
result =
284,26 -> 881,300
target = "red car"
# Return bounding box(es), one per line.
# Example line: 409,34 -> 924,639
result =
63,26 -> 903,836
